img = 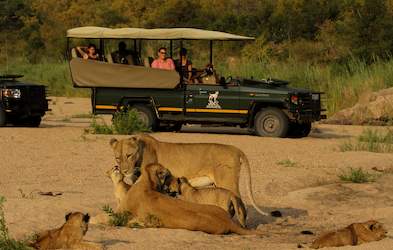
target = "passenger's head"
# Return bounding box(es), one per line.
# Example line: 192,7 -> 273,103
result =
180,48 -> 187,58
157,47 -> 167,60
119,42 -> 127,52
87,44 -> 96,55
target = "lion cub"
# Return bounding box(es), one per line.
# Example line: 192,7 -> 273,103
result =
107,165 -> 131,209
169,177 -> 247,227
31,212 -> 102,250
311,220 -> 387,249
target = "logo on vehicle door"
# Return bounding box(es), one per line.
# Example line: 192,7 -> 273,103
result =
206,91 -> 221,109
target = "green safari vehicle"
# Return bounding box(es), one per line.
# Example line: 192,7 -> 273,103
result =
67,27 -> 326,137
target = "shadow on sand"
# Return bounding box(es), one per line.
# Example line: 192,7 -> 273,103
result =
246,206 -> 308,228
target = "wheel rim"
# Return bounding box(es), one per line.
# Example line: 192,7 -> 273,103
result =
262,115 -> 280,133
136,111 -> 150,127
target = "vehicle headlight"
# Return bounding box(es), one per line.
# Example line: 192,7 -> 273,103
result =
311,93 -> 319,100
2,89 -> 21,98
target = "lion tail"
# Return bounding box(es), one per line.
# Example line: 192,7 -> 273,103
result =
240,152 -> 269,217
230,195 -> 247,228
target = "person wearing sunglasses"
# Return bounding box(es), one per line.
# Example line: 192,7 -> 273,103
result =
151,47 -> 175,70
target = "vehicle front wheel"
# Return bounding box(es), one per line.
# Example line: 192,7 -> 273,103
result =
130,105 -> 157,131
0,106 -> 6,127
254,108 -> 289,137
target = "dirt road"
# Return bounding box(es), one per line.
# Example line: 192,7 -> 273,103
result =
0,97 -> 392,249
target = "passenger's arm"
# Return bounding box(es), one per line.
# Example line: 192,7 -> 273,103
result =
168,59 -> 175,70
76,46 -> 88,59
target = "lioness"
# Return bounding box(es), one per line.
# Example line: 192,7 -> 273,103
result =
107,165 -> 131,209
118,163 -> 260,235
168,176 -> 247,228
110,134 -> 268,217
31,212 -> 102,250
311,220 -> 387,249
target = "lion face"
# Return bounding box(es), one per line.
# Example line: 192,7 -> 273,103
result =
64,212 -> 90,235
144,164 -> 172,192
110,137 -> 141,182
107,166 -> 124,184
365,220 -> 387,240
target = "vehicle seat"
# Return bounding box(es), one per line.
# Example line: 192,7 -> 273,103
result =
71,48 -> 79,58
106,53 -> 114,63
144,57 -> 154,67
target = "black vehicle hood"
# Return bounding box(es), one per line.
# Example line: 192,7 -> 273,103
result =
240,78 -> 316,94
0,80 -> 45,88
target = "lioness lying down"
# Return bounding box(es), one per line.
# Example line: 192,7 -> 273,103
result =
311,220 -> 387,249
110,134 -> 268,217
168,176 -> 247,228
30,212 -> 102,250
118,163 -> 260,235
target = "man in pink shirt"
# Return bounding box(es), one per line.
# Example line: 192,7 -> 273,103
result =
151,47 -> 175,70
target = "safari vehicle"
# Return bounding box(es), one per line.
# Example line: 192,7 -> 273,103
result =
67,27 -> 326,137
0,74 -> 49,127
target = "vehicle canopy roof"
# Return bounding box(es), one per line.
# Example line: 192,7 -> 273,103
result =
66,26 -> 255,40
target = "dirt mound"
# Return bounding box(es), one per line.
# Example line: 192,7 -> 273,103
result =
327,87 -> 393,125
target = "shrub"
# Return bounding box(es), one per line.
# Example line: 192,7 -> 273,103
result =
340,129 -> 393,153
112,109 -> 149,135
102,205 -> 132,227
89,118 -> 113,135
277,159 -> 297,167
339,168 -> 376,183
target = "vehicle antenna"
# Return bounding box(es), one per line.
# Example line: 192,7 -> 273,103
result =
3,0 -> 9,74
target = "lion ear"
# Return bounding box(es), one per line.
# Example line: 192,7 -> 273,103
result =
83,213 -> 90,223
109,138 -> 118,148
65,212 -> 72,221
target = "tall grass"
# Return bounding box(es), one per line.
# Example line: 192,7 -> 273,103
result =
2,60 -> 88,97
3,57 -> 393,114
340,129 -> 393,153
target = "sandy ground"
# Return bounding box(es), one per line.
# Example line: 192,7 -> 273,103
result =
1,97 -> 393,249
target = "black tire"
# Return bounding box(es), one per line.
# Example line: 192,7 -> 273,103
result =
13,116 -> 42,127
131,105 -> 157,130
0,106 -> 6,127
26,116 -> 42,127
288,122 -> 312,138
254,108 -> 289,137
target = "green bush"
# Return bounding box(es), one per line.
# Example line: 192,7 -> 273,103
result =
112,109 -> 149,135
89,118 -> 113,135
339,168 -> 376,183
102,205 -> 132,227
89,109 -> 149,135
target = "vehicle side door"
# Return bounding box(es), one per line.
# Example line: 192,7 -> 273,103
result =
185,83 -> 243,122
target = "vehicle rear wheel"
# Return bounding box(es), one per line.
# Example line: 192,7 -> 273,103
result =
288,122 -> 312,138
130,105 -> 157,131
254,108 -> 289,137
0,106 -> 6,127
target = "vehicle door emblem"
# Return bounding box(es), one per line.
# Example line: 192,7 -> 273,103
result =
206,91 -> 221,109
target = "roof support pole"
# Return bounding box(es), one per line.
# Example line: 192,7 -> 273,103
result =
66,38 -> 70,60
134,39 -> 137,52
180,40 -> 183,85
99,39 -> 104,61
209,40 -> 213,65
170,40 -> 173,58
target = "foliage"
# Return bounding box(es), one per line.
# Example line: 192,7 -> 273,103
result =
339,168 -> 377,183
102,205 -> 132,227
89,109 -> 149,135
340,129 -> 393,153
0,196 -> 32,250
112,109 -> 149,135
89,118 -> 113,135
277,159 -> 297,167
